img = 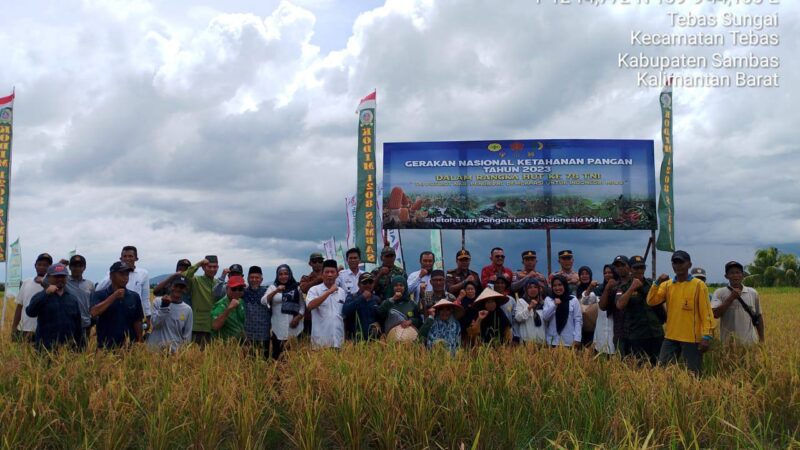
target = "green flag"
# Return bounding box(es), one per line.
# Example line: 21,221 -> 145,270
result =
656,83 -> 675,252
355,91 -> 378,264
430,230 -> 444,271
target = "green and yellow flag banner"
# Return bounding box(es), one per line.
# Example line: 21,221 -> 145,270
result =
656,83 -> 675,252
356,91 -> 378,264
0,91 -> 14,262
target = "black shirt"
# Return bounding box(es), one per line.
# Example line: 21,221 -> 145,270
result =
26,290 -> 84,350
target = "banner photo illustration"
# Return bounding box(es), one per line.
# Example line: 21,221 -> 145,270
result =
383,139 -> 656,230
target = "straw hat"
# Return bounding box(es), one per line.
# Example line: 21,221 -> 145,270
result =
386,325 -> 419,343
472,287 -> 509,308
432,299 -> 464,319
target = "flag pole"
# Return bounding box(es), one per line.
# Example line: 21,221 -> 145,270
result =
1,87 -> 14,331
651,230 -> 657,280
546,228 -> 552,276
461,229 -> 465,250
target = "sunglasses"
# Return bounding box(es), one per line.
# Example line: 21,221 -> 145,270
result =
311,259 -> 324,263
231,287 -> 245,292
494,255 -> 505,259
360,280 -> 375,284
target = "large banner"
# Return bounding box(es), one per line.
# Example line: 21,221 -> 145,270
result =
383,139 -> 656,230
1,238 -> 20,329
656,85 -> 676,251
0,92 -> 13,261
355,91 -> 378,264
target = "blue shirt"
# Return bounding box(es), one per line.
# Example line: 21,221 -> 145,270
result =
342,291 -> 381,340
26,290 -> 84,350
91,286 -> 144,349
242,286 -> 270,341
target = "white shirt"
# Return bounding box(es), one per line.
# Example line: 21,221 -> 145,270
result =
97,267 -> 151,316
593,308 -> 615,354
15,278 -> 43,332
407,270 -> 432,302
500,295 -> 519,339
262,285 -> 305,340
711,286 -> 761,344
307,283 -> 345,348
513,298 -> 547,344
336,268 -> 364,296
542,296 -> 583,346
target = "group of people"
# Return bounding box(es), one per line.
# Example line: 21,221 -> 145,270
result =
11,244 -> 764,375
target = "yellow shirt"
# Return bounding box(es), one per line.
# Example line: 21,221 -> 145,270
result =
646,276 -> 713,343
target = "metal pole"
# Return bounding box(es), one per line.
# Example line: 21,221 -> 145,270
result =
651,230 -> 657,280
461,229 -> 466,249
643,236 -> 653,263
546,228 -> 552,276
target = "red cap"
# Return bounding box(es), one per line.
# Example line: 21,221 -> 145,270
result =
228,275 -> 246,288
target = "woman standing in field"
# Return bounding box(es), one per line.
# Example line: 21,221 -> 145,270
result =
419,299 -> 463,355
377,276 -> 422,342
513,279 -> 547,344
577,266 -> 599,347
593,265 -> 617,354
262,265 -> 304,359
468,288 -> 512,346
454,280 -> 481,345
542,275 -> 583,348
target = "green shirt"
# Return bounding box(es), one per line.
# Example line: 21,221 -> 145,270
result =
621,279 -> 664,340
183,263 -> 219,333
210,296 -> 245,340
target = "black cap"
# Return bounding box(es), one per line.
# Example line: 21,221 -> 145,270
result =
323,259 -> 338,269
309,252 -> 324,261
69,254 -> 86,266
558,250 -> 573,258
176,259 -> 191,270
724,261 -> 744,273
358,272 -> 375,283
456,249 -> 471,260
109,261 -> 134,273
205,255 -> 218,264
671,250 -> 691,263
229,264 -> 244,275
36,253 -> 53,264
521,250 -> 537,259
171,275 -> 188,287
248,265 -> 262,275
629,255 -> 646,268
613,255 -> 630,266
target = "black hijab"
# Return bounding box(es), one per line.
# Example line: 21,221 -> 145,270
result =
274,264 -> 302,316
523,278 -> 544,327
576,266 -> 593,298
597,264 -> 620,318
273,264 -> 299,291
479,303 -> 511,344
551,274 -> 572,335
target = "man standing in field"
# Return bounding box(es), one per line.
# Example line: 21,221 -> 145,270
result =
511,250 -> 548,297
183,256 -> 220,346
446,249 -> 481,296
91,262 -> 144,349
647,250 -> 714,375
148,276 -> 193,352
97,246 -> 151,330
549,250 -> 580,294
26,263 -> 84,351
480,247 -> 513,289
407,251 -> 436,303
242,266 -> 270,356
11,252 -> 51,342
65,255 -> 95,338
210,275 -> 247,341
337,248 -> 364,296
712,261 -> 764,345
372,246 -> 407,302
300,252 -> 326,335
615,255 -> 664,365
306,260 -> 347,349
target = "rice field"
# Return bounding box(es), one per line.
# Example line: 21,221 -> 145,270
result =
0,288 -> 798,449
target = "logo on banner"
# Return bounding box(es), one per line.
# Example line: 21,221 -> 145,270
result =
660,93 -> 671,108
359,110 -> 374,126
0,108 -> 11,123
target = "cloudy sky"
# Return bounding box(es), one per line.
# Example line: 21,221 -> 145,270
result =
1,0 -> 797,284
